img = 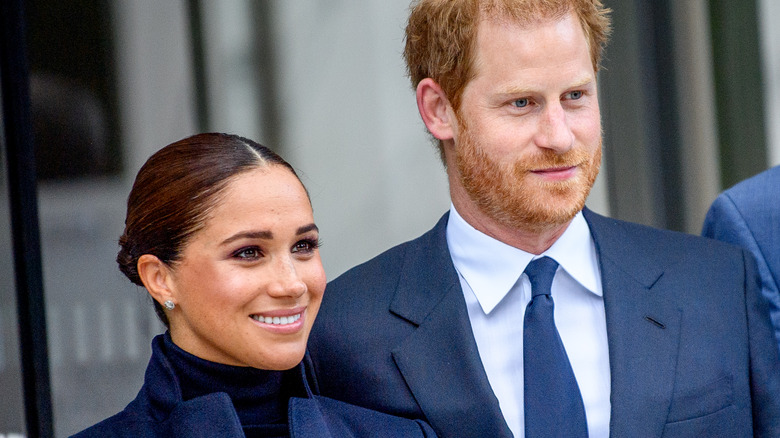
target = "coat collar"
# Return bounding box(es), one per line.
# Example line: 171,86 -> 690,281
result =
389,212 -> 513,438
137,334 -> 314,437
137,335 -> 245,436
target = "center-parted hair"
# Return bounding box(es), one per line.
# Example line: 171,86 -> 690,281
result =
117,133 -> 301,326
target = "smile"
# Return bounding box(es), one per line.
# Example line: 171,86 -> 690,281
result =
250,312 -> 302,326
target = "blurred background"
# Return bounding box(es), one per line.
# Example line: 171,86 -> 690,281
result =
1,0 -> 779,436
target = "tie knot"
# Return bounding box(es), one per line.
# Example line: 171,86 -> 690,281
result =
525,256 -> 559,298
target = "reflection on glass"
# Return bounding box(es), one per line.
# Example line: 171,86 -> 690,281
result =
0,99 -> 28,436
24,0 -> 161,435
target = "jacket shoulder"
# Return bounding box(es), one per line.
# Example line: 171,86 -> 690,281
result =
723,165 -> 780,203
289,396 -> 437,437
585,208 -> 745,256
328,213 -> 449,294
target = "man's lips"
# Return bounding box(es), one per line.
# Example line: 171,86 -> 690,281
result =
530,165 -> 578,180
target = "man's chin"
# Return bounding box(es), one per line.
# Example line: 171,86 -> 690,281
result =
515,206 -> 582,233
494,187 -> 590,233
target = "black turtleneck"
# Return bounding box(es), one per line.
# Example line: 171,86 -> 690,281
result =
162,333 -> 302,438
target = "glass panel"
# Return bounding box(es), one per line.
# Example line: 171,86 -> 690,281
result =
23,0 -> 163,435
40,181 -> 161,436
0,85 -> 28,436
759,0 -> 780,166
25,0 -> 122,181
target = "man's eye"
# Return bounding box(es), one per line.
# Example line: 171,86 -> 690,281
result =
568,90 -> 583,100
513,98 -> 529,108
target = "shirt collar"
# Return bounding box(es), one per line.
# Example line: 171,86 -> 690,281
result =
446,204 -> 602,314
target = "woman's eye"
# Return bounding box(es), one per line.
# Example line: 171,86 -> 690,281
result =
513,98 -> 529,108
292,238 -> 320,254
234,247 -> 261,259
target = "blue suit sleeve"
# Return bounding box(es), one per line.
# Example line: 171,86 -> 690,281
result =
703,193 -> 780,349
742,249 -> 780,436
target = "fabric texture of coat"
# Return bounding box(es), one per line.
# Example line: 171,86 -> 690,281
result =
702,164 -> 780,350
309,208 -> 780,437
71,335 -> 436,438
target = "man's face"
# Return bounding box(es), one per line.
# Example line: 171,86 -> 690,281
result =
450,11 -> 602,233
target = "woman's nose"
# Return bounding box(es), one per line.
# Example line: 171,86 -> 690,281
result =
266,257 -> 307,298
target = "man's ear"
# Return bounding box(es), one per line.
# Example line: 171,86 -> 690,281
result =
416,78 -> 457,141
137,254 -> 175,307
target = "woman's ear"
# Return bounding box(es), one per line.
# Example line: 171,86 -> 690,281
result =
137,254 -> 175,307
416,78 -> 457,141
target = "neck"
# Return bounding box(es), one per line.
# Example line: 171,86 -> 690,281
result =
161,332 -> 293,427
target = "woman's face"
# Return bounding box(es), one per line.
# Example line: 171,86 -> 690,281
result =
164,165 -> 326,370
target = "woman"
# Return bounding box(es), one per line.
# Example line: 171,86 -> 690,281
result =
72,133 -> 435,437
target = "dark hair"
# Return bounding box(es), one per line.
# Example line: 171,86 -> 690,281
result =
117,133 -> 299,326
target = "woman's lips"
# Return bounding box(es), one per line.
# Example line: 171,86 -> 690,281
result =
250,312 -> 302,325
249,307 -> 306,332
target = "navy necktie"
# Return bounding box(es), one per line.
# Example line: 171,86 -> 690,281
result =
523,256 -> 588,438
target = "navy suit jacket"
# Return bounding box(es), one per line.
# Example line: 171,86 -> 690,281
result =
702,165 -> 780,350
309,208 -> 780,437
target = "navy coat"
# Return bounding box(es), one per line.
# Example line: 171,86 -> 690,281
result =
71,336 -> 436,437
309,208 -> 780,437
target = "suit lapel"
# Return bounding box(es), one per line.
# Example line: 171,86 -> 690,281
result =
387,210 -> 683,437
584,209 -> 681,437
389,213 -> 512,438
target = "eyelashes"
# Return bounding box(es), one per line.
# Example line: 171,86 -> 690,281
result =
292,237 -> 321,254
231,236 -> 321,260
232,246 -> 262,260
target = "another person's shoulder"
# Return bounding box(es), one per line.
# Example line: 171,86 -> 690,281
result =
702,165 -> 780,239
723,165 -> 780,199
709,165 -> 780,213
586,208 -> 742,257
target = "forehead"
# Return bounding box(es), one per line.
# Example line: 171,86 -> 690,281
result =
471,11 -> 592,77
221,166 -> 308,208
202,166 -> 312,231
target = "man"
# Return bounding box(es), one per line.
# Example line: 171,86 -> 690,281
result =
702,165 -> 780,351
308,1 -> 780,436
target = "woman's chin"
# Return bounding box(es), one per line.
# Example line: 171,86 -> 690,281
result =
251,346 -> 307,371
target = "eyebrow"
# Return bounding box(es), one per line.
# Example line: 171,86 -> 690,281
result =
500,76 -> 595,96
220,223 -> 319,246
296,223 -> 319,235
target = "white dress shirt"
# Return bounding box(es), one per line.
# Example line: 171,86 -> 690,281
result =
446,205 -> 611,438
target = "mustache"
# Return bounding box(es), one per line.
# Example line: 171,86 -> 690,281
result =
511,148 -> 593,172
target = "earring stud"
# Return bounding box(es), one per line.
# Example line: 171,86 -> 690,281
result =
163,300 -> 175,310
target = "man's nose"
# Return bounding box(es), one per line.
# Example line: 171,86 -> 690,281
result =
534,102 -> 574,153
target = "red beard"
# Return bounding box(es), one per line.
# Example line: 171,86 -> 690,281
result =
455,120 -> 602,233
